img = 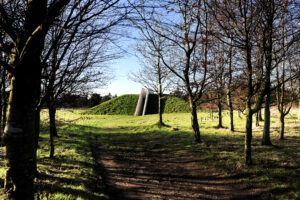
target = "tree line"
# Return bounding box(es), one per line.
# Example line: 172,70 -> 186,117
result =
128,0 -> 300,165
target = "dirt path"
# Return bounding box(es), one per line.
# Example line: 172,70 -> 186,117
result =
93,146 -> 261,200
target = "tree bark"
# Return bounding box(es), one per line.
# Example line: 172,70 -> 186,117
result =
255,112 -> 260,127
2,68 -> 7,132
0,85 -> 2,136
0,67 -> 5,133
4,71 -> 41,199
245,108 -> 253,165
48,103 -> 57,157
33,106 -> 41,176
217,99 -> 223,128
227,37 -> 234,132
2,85 -> 7,132
280,112 -> 285,140
49,105 -> 58,138
158,90 -> 163,126
229,106 -> 234,131
262,93 -> 272,145
258,109 -> 263,121
261,0 -> 274,146
157,57 -> 164,126
189,98 -> 201,143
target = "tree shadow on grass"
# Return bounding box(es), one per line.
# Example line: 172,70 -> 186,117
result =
35,117 -> 300,200
36,121 -> 107,199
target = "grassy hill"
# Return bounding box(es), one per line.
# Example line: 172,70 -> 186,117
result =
83,94 -> 190,115
163,96 -> 190,113
83,94 -> 139,115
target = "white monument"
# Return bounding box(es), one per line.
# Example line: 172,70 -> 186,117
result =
135,88 -> 153,116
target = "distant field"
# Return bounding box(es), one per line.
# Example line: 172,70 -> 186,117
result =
0,108 -> 299,199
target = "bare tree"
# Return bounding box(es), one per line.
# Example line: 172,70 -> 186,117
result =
130,0 -> 212,142
130,32 -> 173,126
209,39 -> 231,129
226,37 -> 235,132
39,0 -> 125,158
210,0 -> 276,163
274,0 -> 300,140
0,0 -> 127,197
0,0 -> 70,198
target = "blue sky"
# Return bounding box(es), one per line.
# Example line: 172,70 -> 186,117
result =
95,23 -> 146,96
96,53 -> 144,96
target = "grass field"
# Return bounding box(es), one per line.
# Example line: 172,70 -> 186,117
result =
0,108 -> 299,199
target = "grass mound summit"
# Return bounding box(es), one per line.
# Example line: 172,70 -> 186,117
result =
83,94 -> 190,115
84,94 -> 139,115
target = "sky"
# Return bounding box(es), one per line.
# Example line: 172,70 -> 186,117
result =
95,24 -> 146,96
96,52 -> 144,96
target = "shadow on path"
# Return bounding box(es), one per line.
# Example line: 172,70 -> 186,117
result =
92,135 -> 262,200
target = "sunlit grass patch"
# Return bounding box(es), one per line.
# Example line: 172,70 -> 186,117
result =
0,108 -> 299,199
35,109 -> 107,199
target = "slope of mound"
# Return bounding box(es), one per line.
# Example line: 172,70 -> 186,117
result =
162,96 -> 190,113
83,94 -> 190,115
83,94 -> 139,115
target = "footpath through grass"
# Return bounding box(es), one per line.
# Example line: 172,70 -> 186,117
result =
0,108 -> 299,199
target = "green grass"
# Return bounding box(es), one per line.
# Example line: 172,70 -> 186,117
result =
163,96 -> 191,113
21,109 -> 112,200
83,94 -> 190,115
83,94 -> 139,115
0,108 -> 299,199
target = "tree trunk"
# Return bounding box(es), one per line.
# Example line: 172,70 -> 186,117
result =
0,88 -> 2,137
244,26 -> 253,165
229,107 -> 234,131
280,112 -> 285,140
262,0 -> 274,146
35,107 -> 41,150
2,68 -> 7,132
258,109 -> 263,121
33,107 -> 40,176
255,112 -> 260,127
245,108 -> 253,165
0,67 -> 5,132
262,93 -> 272,145
189,98 -> 201,143
1,0 -> 69,198
48,104 -> 57,158
50,124 -> 54,159
4,72 -> 41,199
157,55 -> 164,127
217,100 -> 223,128
158,91 -> 163,126
2,89 -> 7,132
227,37 -> 234,132
4,2 -> 46,196
49,104 -> 58,138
